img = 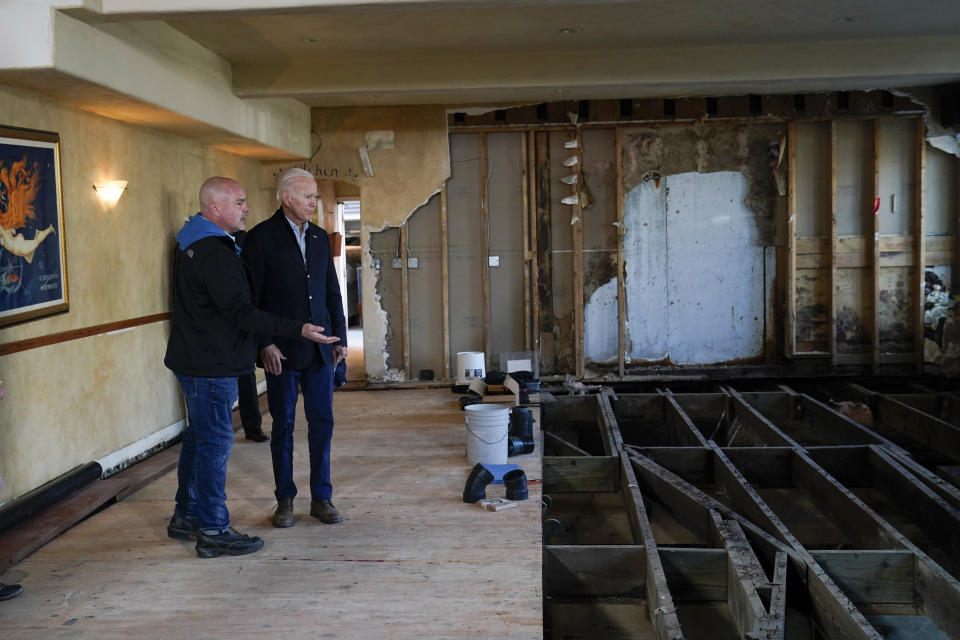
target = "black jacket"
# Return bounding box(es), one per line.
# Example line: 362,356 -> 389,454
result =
164,232 -> 305,377
243,209 -> 346,370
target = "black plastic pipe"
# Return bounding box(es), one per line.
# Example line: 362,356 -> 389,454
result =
503,469 -> 528,501
462,463 -> 494,503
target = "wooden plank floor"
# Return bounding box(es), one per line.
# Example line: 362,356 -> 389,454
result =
0,388 -> 542,639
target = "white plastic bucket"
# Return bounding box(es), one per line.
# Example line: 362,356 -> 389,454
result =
456,351 -> 486,385
464,404 -> 509,465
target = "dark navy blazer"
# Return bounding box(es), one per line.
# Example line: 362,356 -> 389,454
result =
243,209 -> 347,370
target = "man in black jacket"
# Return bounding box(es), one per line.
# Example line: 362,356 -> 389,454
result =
244,168 -> 347,528
164,176 -> 337,558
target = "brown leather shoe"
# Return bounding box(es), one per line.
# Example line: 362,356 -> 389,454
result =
273,497 -> 295,528
310,499 -> 342,524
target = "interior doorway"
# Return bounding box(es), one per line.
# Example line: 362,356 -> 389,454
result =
340,198 -> 365,383
318,179 -> 365,386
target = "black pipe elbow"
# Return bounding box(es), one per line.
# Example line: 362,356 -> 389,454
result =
503,469 -> 528,501
507,436 -> 535,457
462,463 -> 494,503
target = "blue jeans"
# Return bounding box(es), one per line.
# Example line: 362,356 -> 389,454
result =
174,374 -> 238,531
266,360 -> 335,501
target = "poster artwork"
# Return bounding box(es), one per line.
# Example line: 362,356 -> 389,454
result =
0,127 -> 68,327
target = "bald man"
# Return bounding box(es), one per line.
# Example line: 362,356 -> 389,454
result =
164,177 -> 336,558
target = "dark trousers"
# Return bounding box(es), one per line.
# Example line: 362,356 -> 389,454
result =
266,359 -> 335,501
237,370 -> 262,436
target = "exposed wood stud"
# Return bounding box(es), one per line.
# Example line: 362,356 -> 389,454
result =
956,154 -> 960,293
520,131 -> 531,350
830,121 -> 839,366
400,222 -> 411,379
572,127 -> 585,378
872,119 -> 881,373
440,184 -> 451,380
616,125 -> 626,378
786,121 -> 798,358
529,131 -> 540,358
535,132 -> 552,373
915,117 -> 926,371
480,133 -> 491,360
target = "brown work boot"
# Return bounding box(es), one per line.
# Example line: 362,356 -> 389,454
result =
272,497 -> 295,528
310,499 -> 342,524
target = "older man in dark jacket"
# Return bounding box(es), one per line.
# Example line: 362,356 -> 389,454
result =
164,176 -> 336,558
244,168 -> 347,528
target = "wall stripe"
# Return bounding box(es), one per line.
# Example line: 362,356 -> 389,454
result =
0,313 -> 170,356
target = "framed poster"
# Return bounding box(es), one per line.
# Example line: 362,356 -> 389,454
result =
0,126 -> 68,327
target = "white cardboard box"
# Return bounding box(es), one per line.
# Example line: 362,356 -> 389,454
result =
467,374 -> 520,405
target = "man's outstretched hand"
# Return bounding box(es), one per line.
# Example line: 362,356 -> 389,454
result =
301,323 -> 341,344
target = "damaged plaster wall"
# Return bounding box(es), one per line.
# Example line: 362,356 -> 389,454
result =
264,105 -> 449,380
621,124 -> 781,366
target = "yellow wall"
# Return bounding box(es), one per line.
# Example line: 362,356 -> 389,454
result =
0,85 -> 272,504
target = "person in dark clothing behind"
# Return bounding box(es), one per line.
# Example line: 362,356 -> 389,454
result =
164,176 -> 338,558
234,230 -> 269,443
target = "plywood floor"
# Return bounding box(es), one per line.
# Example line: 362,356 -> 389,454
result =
0,389 -> 542,639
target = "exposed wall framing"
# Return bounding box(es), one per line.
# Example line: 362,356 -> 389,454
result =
367,92 -> 956,382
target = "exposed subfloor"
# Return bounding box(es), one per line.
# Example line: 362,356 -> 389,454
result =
540,380 -> 960,639
0,388 -> 542,639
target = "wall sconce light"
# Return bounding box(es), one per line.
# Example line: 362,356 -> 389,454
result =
93,180 -> 128,207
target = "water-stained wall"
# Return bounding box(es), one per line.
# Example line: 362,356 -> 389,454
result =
0,85 -> 272,504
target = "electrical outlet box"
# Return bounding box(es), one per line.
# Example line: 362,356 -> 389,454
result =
392,258 -> 403,269
407,257 -> 419,269
488,255 -> 500,267
373,259 -> 381,269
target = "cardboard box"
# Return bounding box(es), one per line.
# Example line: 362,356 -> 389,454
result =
468,374 -> 520,405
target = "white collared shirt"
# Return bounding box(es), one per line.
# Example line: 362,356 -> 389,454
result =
285,215 -> 308,263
